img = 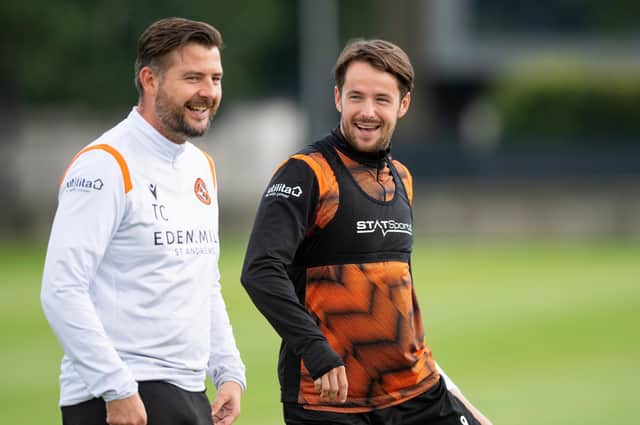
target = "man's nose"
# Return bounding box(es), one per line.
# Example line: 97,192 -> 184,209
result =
198,80 -> 218,98
360,99 -> 376,117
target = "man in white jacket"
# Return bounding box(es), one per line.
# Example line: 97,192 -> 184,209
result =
41,17 -> 245,425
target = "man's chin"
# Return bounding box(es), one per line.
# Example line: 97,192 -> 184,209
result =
184,128 -> 208,139
353,138 -> 382,153
186,115 -> 214,135
180,120 -> 210,138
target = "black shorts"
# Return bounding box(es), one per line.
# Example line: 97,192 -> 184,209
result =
61,381 -> 213,425
283,377 -> 480,425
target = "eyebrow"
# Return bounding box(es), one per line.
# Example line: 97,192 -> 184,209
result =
182,70 -> 223,78
346,89 -> 393,98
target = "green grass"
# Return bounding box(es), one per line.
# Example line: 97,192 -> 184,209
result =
1,238 -> 639,424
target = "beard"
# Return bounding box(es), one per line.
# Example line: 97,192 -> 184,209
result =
154,87 -> 218,141
340,117 -> 393,153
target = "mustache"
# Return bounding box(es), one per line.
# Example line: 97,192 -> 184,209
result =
354,117 -> 381,124
185,97 -> 215,108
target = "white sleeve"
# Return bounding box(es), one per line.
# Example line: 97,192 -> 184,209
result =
207,271 -> 247,391
436,361 -> 459,392
207,197 -> 246,390
41,150 -> 138,401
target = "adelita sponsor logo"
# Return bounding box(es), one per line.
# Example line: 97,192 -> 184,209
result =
265,183 -> 303,199
65,177 -> 104,192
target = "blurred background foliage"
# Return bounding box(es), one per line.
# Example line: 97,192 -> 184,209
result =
1,0 -> 300,107
490,58 -> 640,145
471,0 -> 640,35
1,0 -> 382,108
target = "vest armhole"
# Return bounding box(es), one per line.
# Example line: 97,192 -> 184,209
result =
392,160 -> 413,204
60,144 -> 132,194
291,153 -> 339,229
291,154 -> 328,198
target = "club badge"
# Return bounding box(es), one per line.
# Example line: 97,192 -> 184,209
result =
194,178 -> 211,205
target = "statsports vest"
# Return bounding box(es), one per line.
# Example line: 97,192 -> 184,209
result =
286,138 -> 439,412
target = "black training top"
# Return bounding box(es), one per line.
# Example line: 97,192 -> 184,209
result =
241,129 -> 439,413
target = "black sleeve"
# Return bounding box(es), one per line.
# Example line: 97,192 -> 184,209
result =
241,157 -> 343,379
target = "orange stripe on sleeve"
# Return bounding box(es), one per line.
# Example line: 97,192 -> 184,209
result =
60,144 -> 132,194
198,149 -> 217,189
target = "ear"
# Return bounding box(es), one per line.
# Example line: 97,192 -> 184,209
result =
139,66 -> 159,97
334,86 -> 342,113
397,91 -> 411,119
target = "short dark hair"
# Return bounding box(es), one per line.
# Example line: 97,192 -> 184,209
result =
134,17 -> 223,97
333,39 -> 414,99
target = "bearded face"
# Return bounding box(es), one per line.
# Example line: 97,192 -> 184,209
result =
335,61 -> 410,153
145,43 -> 223,144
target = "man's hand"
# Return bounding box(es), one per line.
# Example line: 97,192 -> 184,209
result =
313,365 -> 348,403
106,393 -> 147,425
211,381 -> 243,425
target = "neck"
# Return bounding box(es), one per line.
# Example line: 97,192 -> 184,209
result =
136,103 -> 186,145
332,128 -> 390,168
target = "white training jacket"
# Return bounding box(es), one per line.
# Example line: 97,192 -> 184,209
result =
41,107 -> 246,407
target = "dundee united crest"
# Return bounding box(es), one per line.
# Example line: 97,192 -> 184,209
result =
194,178 -> 211,205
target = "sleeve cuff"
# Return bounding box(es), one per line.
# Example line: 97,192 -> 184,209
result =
302,340 -> 344,380
102,380 -> 139,402
215,377 -> 247,392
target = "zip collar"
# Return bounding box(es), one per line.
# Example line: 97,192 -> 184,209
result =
129,107 -> 186,163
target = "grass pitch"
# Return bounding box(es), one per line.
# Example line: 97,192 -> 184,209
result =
1,238 -> 638,424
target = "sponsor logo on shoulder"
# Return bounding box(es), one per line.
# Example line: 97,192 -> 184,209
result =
356,219 -> 413,237
64,177 -> 104,193
265,183 -> 302,199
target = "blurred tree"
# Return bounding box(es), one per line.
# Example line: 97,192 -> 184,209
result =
490,58 -> 640,145
471,0 -> 640,36
192,0 -> 299,99
2,0 -> 299,108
